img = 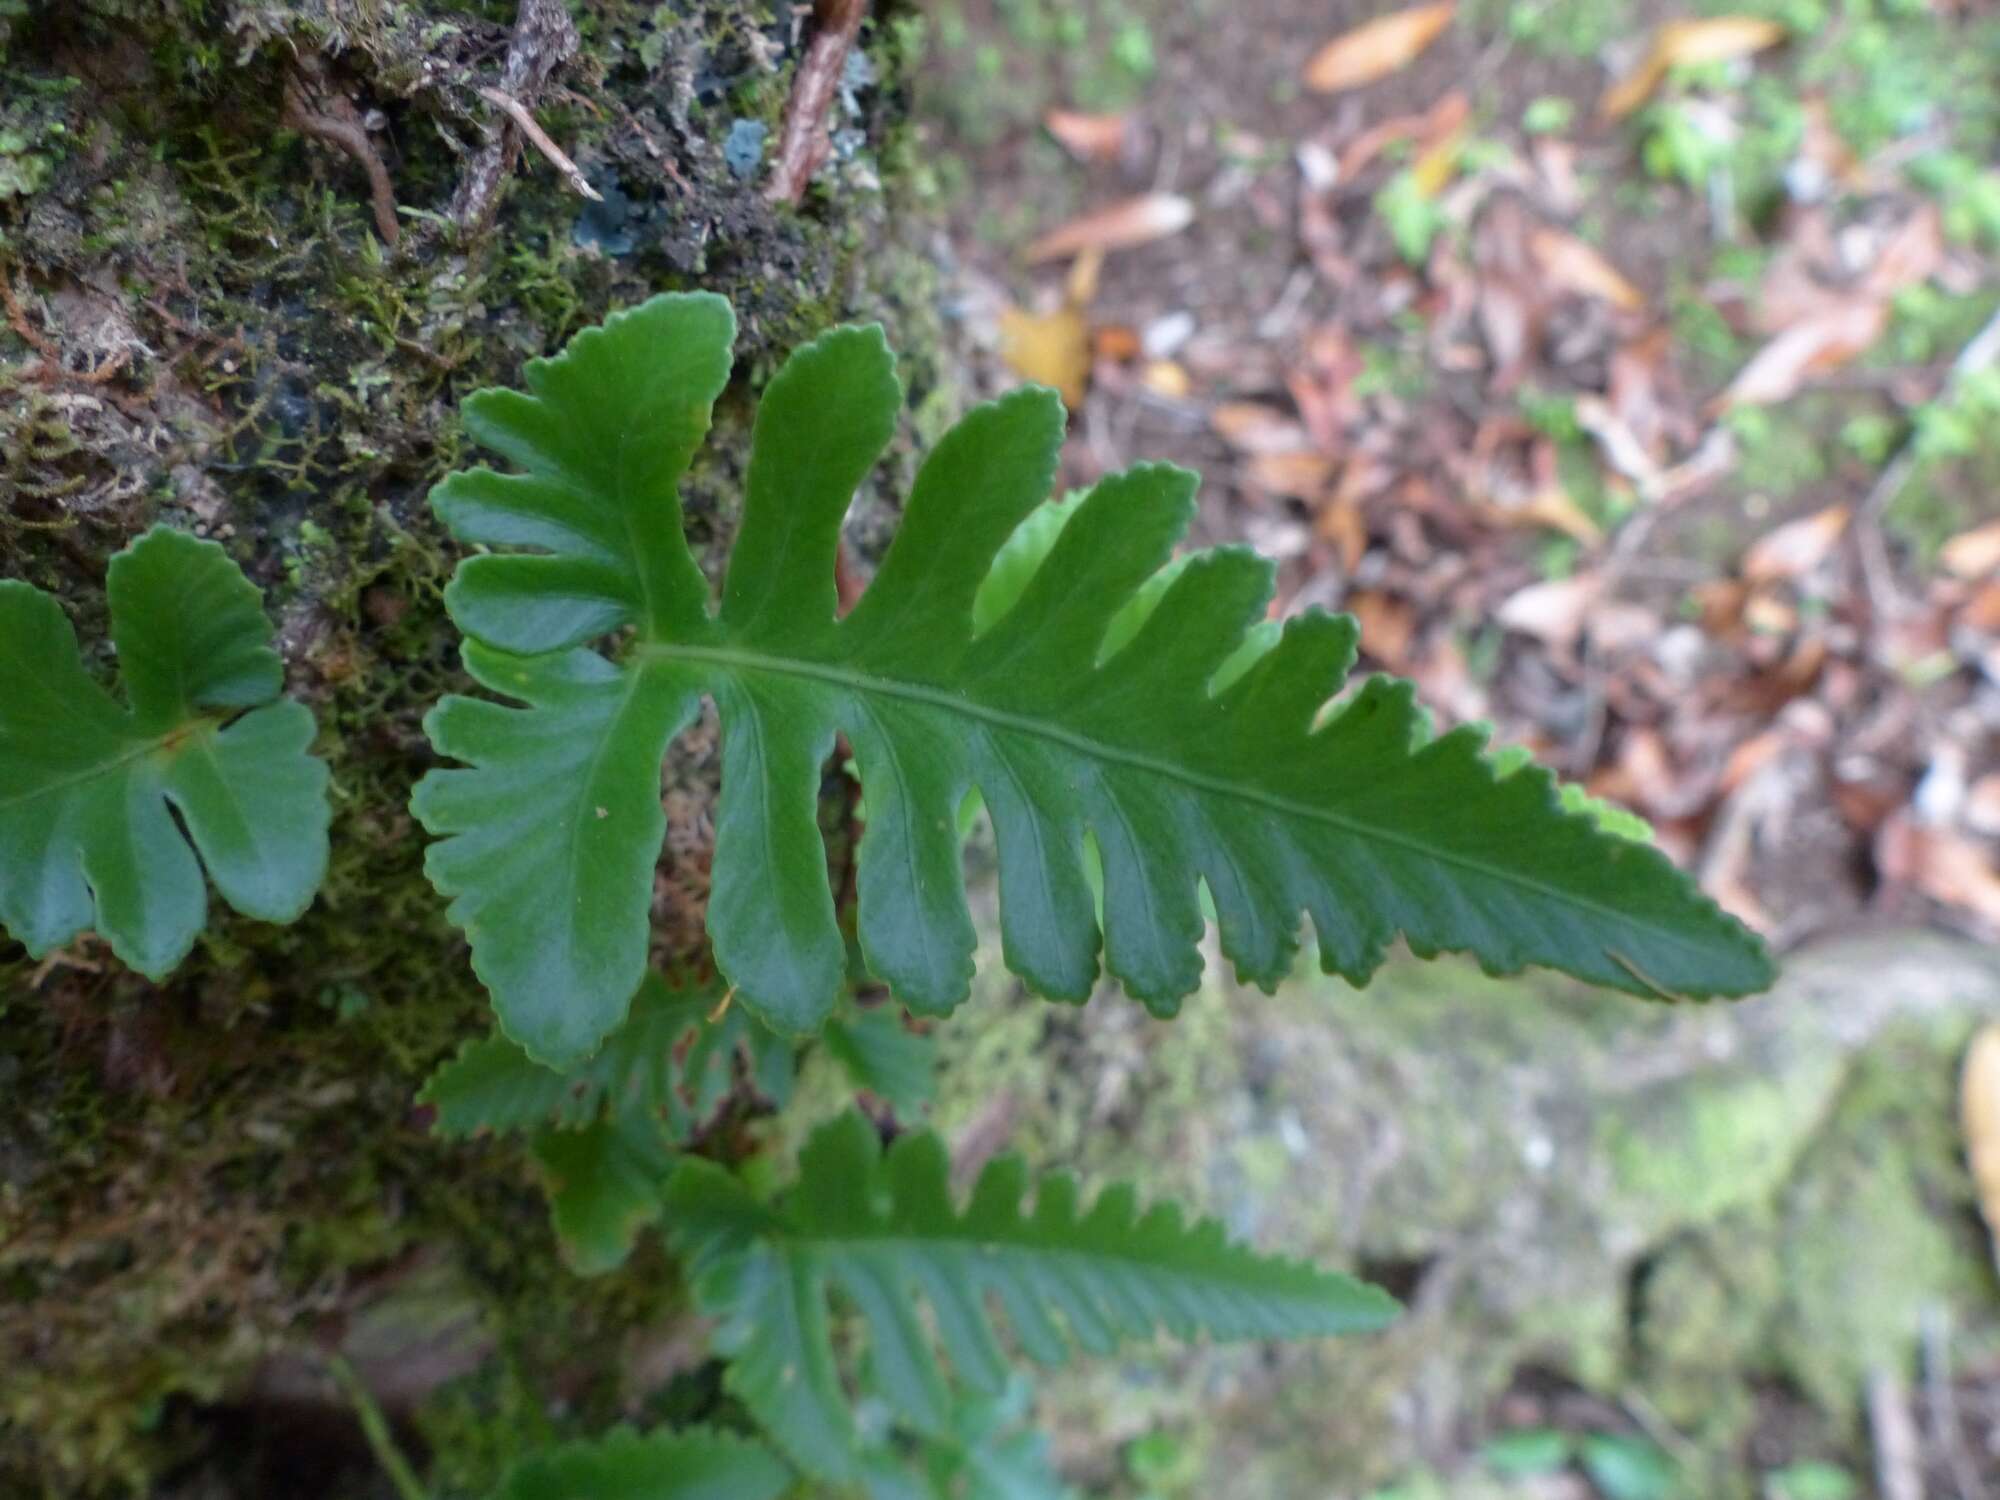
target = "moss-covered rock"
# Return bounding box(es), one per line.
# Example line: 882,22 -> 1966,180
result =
920,933 -> 2000,1497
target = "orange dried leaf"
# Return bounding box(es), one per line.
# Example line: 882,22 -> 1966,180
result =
1044,108 -> 1132,164
1599,16 -> 1785,120
1246,450 -> 1335,499
1210,402 -> 1309,455
1024,193 -> 1195,263
1529,226 -> 1644,312
1304,2 -> 1455,94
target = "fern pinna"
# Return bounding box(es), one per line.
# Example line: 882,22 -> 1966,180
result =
412,292 -> 1769,1067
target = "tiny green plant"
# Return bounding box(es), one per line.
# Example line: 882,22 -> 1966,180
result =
395,293 -> 1772,1492
0,525 -> 331,976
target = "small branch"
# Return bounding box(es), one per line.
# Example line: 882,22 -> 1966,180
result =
765,0 -> 867,206
451,0 -> 581,234
476,86 -> 601,203
283,74 -> 401,247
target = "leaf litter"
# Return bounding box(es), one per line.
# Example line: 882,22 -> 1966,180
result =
937,0 -> 2000,971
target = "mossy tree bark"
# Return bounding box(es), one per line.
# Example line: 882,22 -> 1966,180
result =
0,2 -> 950,1490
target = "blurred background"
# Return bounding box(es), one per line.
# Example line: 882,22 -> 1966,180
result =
900,0 -> 2000,1494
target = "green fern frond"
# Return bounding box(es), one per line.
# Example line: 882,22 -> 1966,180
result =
491,1424 -> 790,1500
412,294 -> 1771,1065
0,526 -> 330,977
420,973 -> 791,1141
662,1109 -> 1395,1480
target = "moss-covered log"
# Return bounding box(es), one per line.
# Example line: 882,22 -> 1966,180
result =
0,1 -> 953,1490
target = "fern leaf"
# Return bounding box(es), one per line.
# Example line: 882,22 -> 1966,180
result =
0,526 -> 330,977
414,294 -> 1771,1064
420,973 -> 789,1140
531,1113 -> 680,1275
824,1008 -> 936,1116
662,1109 -> 1395,1480
493,1425 -> 790,1500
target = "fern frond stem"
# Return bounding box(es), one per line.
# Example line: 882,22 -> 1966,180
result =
325,1353 -> 432,1500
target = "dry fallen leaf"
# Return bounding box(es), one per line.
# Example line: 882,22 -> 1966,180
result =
1043,108 -> 1132,164
999,247 -> 1098,406
1497,572 -> 1601,650
1716,300 -> 1887,410
1024,192 -> 1195,263
1529,226 -> 1644,312
1246,450 -> 1335,500
1941,519 -> 2000,579
1304,2 -> 1455,94
1599,16 -> 1785,120
1512,485 -> 1604,543
1741,504 -> 1850,583
1140,359 -> 1192,399
1880,812 -> 2000,927
998,304 -> 1090,407
1210,401 -> 1309,455
1409,124 -> 1467,198
1961,1024 -> 2000,1255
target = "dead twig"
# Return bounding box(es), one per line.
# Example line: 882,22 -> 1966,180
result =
1868,1366 -> 1924,1500
475,86 -> 601,203
765,0 -> 867,206
283,70 -> 401,247
451,0 -> 581,233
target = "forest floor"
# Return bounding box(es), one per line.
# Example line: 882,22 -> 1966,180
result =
904,0 -> 2000,1495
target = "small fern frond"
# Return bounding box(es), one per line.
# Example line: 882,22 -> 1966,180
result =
0,526 -> 330,977
662,1109 -> 1395,1480
420,973 -> 791,1141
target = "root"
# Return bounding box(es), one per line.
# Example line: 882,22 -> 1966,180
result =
451,0 -> 582,234
282,66 -> 402,248
766,0 -> 869,206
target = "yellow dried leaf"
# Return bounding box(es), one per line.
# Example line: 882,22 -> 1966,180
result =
1529,226 -> 1644,311
1304,2 -> 1455,94
1514,485 -> 1604,543
1409,124 -> 1466,199
998,304 -> 1090,408
1024,193 -> 1195,263
1962,1024 -> 2000,1250
1141,360 -> 1192,399
1599,16 -> 1785,120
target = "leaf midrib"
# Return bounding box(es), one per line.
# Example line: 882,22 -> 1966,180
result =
0,722 -> 210,816
638,641 -> 1730,968
775,1230 -> 1386,1311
